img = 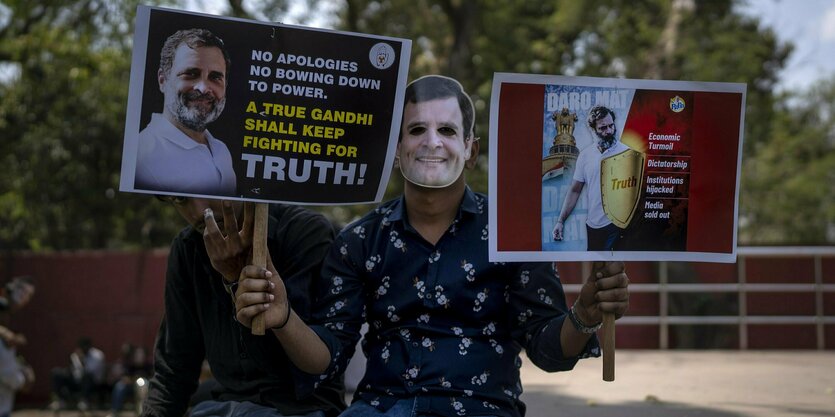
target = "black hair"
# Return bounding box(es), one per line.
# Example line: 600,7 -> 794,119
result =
402,75 -> 475,140
587,105 -> 616,130
159,28 -> 231,78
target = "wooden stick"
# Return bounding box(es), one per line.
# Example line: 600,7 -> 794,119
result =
251,203 -> 268,335
603,312 -> 615,381
592,261 -> 615,381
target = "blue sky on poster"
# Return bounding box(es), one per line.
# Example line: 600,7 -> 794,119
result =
183,0 -> 835,92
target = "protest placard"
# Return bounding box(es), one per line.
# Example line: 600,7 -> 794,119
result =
489,73 -> 746,263
119,6 -> 411,205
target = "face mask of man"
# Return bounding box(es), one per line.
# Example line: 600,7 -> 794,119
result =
397,97 -> 472,189
398,144 -> 471,188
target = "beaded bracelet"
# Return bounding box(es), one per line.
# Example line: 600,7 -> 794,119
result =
568,302 -> 602,334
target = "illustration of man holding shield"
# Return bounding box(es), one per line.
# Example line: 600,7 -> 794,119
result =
552,105 -> 643,251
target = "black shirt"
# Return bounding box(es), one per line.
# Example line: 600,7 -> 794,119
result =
142,204 -> 345,417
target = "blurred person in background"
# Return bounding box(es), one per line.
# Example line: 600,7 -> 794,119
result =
50,337 -> 106,412
107,344 -> 152,417
0,277 -> 35,417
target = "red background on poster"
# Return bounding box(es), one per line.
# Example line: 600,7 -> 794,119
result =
496,83 -> 544,251
688,92 -> 741,253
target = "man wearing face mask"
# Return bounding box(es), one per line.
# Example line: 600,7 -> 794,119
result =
135,28 -> 237,196
232,76 -> 630,417
553,105 -> 630,251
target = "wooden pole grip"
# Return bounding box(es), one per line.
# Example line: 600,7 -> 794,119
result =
602,312 -> 615,381
251,203 -> 269,335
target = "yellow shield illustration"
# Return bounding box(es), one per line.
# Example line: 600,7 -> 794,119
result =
600,148 -> 645,228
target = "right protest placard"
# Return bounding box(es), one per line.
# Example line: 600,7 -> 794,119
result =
489,74 -> 746,263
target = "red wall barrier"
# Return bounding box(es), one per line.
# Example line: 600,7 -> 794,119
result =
1,250 -> 832,404
1,250 -> 168,404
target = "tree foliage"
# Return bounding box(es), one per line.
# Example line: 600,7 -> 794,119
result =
741,77 -> 835,244
0,0 -> 181,250
329,0 -> 798,235
0,0 -> 828,249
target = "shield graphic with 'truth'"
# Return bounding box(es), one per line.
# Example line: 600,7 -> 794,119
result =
600,148 -> 645,228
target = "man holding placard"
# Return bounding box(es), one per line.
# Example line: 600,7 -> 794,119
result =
135,28 -> 237,196
141,197 -> 345,417
118,5 -> 416,416
234,75 -> 629,417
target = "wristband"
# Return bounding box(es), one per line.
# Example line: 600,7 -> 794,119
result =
271,305 -> 292,330
568,302 -> 602,334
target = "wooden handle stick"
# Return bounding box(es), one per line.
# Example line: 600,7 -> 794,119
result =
251,203 -> 269,335
603,312 -> 615,381
592,261 -> 615,381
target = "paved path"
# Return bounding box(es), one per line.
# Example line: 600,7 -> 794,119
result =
14,351 -> 835,417
520,350 -> 835,417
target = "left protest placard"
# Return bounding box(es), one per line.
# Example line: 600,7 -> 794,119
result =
119,5 -> 411,205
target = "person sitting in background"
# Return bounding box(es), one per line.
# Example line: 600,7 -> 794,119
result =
107,344 -> 152,417
0,276 -> 35,417
0,276 -> 34,314
50,337 -> 106,412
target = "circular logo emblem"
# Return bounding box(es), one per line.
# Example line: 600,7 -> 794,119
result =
669,96 -> 685,113
369,43 -> 396,70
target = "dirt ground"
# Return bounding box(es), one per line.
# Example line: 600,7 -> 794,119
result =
14,350 -> 835,417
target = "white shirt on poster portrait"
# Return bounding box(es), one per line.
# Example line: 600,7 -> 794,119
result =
573,141 -> 629,229
135,113 -> 237,196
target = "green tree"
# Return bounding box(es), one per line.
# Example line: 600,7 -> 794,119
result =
327,0 -> 792,229
329,0 -> 607,224
220,0 -> 322,23
0,0 -> 819,249
741,76 -> 835,244
0,0 -> 181,250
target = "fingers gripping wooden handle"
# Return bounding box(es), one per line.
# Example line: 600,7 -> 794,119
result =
251,203 -> 269,335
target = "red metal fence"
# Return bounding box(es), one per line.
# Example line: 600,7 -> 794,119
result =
560,247 -> 835,350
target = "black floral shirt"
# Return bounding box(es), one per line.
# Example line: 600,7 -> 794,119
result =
309,188 -> 599,417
